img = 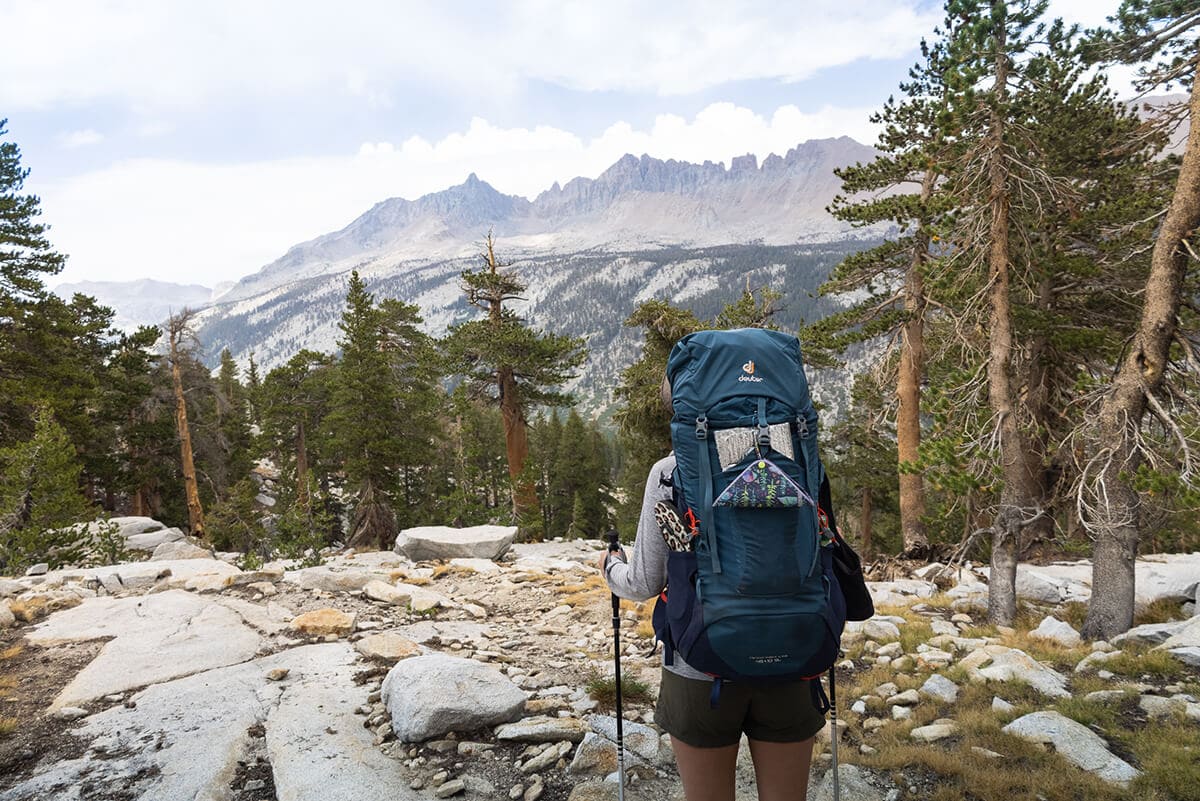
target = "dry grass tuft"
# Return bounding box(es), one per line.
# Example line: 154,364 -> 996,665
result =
0,717 -> 16,738
584,668 -> 655,713
403,577 -> 432,587
1134,598 -> 1186,626
1124,720 -> 1200,801
1099,647 -> 1190,681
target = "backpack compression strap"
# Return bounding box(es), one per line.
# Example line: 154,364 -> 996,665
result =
695,415 -> 722,574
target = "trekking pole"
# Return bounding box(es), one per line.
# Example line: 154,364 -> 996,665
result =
606,529 -> 627,801
829,664 -> 840,801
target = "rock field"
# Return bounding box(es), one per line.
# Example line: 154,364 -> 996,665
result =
0,523 -> 1197,801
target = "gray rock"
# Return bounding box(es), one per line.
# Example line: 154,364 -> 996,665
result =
0,601 -> 14,629
1138,695 -> 1188,719
0,578 -> 24,597
1029,616 -> 1082,648
149,540 -> 212,561
395,525 -> 517,561
863,619 -> 901,642
495,716 -> 589,743
126,527 -> 186,551
521,741 -> 572,773
382,654 -> 525,742
566,782 -> 619,801
885,689 -> 920,706
434,779 -> 466,798
975,647 -> 1070,698
292,567 -> 384,594
1167,646 -> 1200,667
910,722 -> 957,742
1074,650 -> 1123,673
0,643 -> 422,801
25,563 -> 49,576
363,580 -> 414,606
992,697 -> 1015,714
354,632 -> 422,661
568,733 -> 638,777
26,590 -> 264,709
1154,616 -> 1200,650
54,706 -> 89,720
1002,711 -> 1139,786
810,764 -> 886,801
919,674 -> 959,704
586,714 -> 660,761
1112,619 -> 1188,647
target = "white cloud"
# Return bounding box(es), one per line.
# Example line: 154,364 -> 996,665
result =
39,101 -> 880,285
0,1 -> 938,108
55,128 -> 104,148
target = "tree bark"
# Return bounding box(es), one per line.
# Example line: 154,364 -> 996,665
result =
1023,270 -> 1056,550
860,488 -> 874,557
295,419 -> 309,508
168,322 -> 205,539
499,365 -> 538,522
984,31 -> 1037,625
347,477 -> 396,550
897,166 -> 935,557
1083,61 -> 1200,640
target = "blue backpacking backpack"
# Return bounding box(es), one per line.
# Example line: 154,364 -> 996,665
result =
652,328 -> 847,686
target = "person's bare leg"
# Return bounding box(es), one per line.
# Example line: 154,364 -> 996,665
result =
747,737 -> 815,801
671,736 -> 740,801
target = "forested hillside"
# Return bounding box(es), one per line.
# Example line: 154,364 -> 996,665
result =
1,0 -> 1198,646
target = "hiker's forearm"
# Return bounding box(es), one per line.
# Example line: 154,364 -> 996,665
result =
606,456 -> 673,601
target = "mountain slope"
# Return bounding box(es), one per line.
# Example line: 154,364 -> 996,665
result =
54,279 -> 216,332
195,138 -> 883,412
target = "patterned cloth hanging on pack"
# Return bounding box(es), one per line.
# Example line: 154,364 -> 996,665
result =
714,456 -> 814,508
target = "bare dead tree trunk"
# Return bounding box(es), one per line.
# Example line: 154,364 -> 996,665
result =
168,310 -> 205,539
984,36 -> 1038,626
1082,62 -> 1200,640
897,167 -> 935,558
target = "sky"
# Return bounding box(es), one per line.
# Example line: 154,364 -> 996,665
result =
1,0 -> 1129,287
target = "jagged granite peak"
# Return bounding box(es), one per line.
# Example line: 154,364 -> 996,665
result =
216,135 -> 878,306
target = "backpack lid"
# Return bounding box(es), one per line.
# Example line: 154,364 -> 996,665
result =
666,328 -> 812,419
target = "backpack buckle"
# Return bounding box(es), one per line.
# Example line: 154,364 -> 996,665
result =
695,416 -> 708,440
756,424 -> 771,450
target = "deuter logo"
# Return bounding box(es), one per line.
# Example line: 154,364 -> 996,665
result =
738,359 -> 763,383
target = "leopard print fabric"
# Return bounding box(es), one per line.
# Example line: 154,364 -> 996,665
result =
654,500 -> 694,552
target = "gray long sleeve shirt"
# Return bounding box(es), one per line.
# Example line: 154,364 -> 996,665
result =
604,453 -> 709,681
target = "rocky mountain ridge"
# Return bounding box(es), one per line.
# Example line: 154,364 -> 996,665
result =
185,138 -> 883,415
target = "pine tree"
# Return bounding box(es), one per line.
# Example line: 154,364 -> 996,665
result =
261,350 -> 335,507
1076,1 -> 1200,639
823,374 -> 901,556
0,406 -> 95,571
813,37 -> 953,558
444,233 -> 587,526
928,0 -> 1071,624
0,119 -> 64,303
326,271 -> 403,549
205,477 -> 269,564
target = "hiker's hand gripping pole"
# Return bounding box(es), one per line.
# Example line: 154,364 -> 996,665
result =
606,530 -> 627,801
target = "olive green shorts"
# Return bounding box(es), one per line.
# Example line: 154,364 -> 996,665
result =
653,668 -> 826,748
